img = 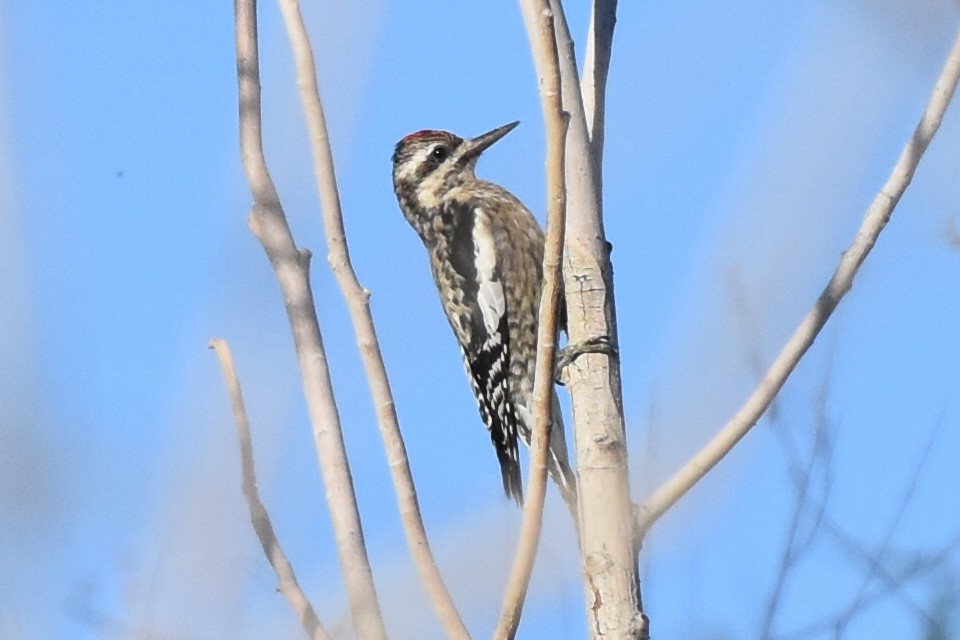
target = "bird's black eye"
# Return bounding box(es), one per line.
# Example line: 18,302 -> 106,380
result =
430,145 -> 449,162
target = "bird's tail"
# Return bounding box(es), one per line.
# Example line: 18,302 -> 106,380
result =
546,390 -> 579,521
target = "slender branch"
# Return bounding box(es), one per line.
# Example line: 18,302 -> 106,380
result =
580,0 -> 617,182
494,4 -> 568,638
532,1 -> 645,637
760,363 -> 836,639
636,23 -> 960,541
232,1 -> 387,637
779,530 -> 960,640
209,339 -> 329,640
273,1 -> 469,637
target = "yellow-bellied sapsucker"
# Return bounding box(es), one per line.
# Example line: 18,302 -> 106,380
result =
392,121 -> 577,511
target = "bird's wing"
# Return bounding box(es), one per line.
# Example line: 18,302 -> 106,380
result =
442,199 -> 523,504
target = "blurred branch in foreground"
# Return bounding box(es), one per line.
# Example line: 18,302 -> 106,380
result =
210,339 -> 328,640
232,0 -> 387,635
273,0 -> 469,636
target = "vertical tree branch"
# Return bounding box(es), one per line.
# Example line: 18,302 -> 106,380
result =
273,1 -> 470,637
526,0 -> 646,636
209,339 -> 330,640
636,23 -> 960,541
233,1 -> 387,637
494,3 -> 568,638
580,0 -> 618,186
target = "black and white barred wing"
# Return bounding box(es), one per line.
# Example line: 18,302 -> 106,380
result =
443,201 -> 523,504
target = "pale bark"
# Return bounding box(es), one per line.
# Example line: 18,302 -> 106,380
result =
233,1 -> 387,636
580,1 -> 618,186
636,23 -> 960,542
494,3 -> 568,638
523,0 -> 646,636
210,339 -> 329,640
274,1 -> 470,636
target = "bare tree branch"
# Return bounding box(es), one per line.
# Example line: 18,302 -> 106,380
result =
580,0 -> 617,184
209,339 -> 329,640
494,3 -> 568,637
636,23 -> 960,542
272,2 -> 469,637
232,1 -> 387,636
537,1 -> 646,636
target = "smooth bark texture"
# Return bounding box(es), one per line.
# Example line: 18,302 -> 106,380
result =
524,0 -> 646,636
636,23 -> 960,542
233,1 -> 387,637
274,1 -> 470,637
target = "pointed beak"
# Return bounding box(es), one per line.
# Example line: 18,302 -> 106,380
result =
459,121 -> 520,162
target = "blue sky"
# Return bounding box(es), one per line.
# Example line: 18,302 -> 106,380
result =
2,1 -> 959,638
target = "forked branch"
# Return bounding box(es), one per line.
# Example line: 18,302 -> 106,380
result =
526,0 -> 645,636
274,1 -> 469,637
233,1 -> 387,636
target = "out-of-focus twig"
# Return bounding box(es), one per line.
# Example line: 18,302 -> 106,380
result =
779,531 -> 960,640
210,338 -> 330,640
210,339 -> 329,640
829,408 -> 947,639
945,216 -> 960,250
636,23 -> 960,542
494,3 -> 568,638
232,1 -> 387,636
273,1 -> 469,637
760,356 -> 836,639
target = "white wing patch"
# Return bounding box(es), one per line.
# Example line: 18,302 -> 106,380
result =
472,208 -> 506,337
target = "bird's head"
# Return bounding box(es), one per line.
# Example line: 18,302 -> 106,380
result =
391,122 -> 519,234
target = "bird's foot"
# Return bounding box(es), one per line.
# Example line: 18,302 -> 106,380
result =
555,335 -> 618,384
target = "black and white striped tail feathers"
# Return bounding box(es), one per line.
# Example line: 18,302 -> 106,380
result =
463,320 -> 524,505
515,392 -> 579,517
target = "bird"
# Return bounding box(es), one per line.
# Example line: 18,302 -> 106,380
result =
391,121 -> 578,513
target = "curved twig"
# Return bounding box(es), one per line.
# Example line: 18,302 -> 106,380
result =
636,23 -> 960,542
494,3 -> 568,638
210,339 -> 330,640
233,1 -> 387,637
273,1 -> 469,637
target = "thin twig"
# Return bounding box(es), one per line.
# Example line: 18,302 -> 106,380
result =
830,408 -> 947,639
778,530 -> 960,640
760,358 -> 836,639
636,23 -> 960,542
273,1 -> 469,637
232,1 -> 387,636
209,339 -> 330,640
494,3 -> 568,638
